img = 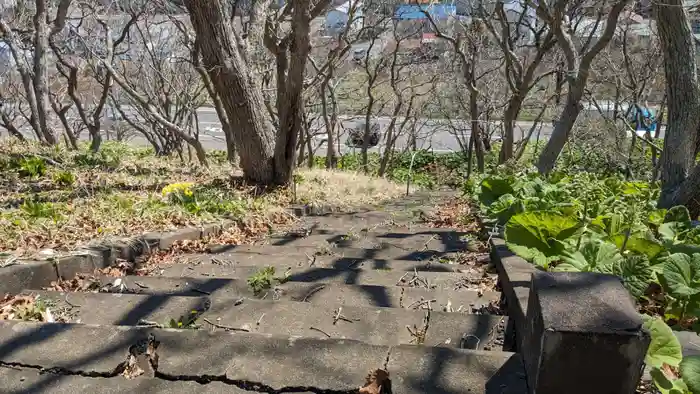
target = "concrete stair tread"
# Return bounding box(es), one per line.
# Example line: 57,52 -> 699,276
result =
47,275 -> 501,311
0,321 -> 527,394
259,229 -> 472,252
158,263 -> 495,291
203,244 -> 464,262
170,252 -> 489,273
25,290 -> 506,349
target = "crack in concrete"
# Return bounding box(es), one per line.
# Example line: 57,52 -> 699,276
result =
153,371 -> 386,393
0,360 -> 126,378
0,362 -> 389,394
1,333 -> 393,394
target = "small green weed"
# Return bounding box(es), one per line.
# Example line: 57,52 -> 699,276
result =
247,267 -> 289,294
20,200 -> 61,220
17,157 -> 47,178
52,171 -> 76,186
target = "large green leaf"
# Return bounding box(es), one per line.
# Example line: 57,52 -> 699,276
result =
489,193 -> 524,225
504,211 -> 581,267
555,240 -> 621,273
642,315 -> 683,368
665,206 -> 692,224
659,253 -> 700,299
650,209 -> 669,227
479,177 -> 514,206
614,255 -> 653,298
680,356 -> 700,393
612,233 -> 665,259
660,222 -> 692,244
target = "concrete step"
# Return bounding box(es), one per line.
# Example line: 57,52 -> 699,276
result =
26,290 -> 209,327
178,246 -> 482,268
158,263 -> 495,292
259,228 -> 473,253
204,243 -> 463,262
27,290 -> 506,350
170,251 -> 487,272
64,275 -> 501,312
0,321 -> 527,394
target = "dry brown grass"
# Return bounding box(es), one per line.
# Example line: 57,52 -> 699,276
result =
0,140 -> 407,258
296,168 -> 410,210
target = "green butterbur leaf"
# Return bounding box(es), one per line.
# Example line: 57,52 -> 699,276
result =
659,253 -> 700,299
642,315 -> 683,368
680,356 -> 700,393
613,255 -> 653,298
555,240 -> 621,273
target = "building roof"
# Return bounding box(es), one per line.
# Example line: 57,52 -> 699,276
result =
394,4 -> 457,20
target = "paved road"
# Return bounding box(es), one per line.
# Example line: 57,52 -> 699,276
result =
6,105 -> 666,155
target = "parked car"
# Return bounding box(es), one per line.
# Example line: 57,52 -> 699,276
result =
346,124 -> 380,148
353,48 -> 366,62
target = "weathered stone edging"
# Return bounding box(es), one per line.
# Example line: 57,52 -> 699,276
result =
0,202 -> 336,296
0,201 -> 383,296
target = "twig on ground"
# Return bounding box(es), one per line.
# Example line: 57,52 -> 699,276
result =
406,298 -> 436,310
202,318 -> 250,332
333,307 -> 359,324
302,285 -> 326,302
64,294 -> 81,308
310,326 -> 332,338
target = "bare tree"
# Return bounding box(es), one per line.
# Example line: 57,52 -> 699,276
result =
425,14 -> 500,172
533,0 -> 632,173
481,0 -> 557,163
183,0 -> 332,185
0,0 -> 73,144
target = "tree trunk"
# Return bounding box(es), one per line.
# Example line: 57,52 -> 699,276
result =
469,90 -> 485,172
184,0 -> 276,182
32,0 -> 56,145
655,0 -> 700,214
499,95 -> 521,163
272,0 -> 313,184
536,86 -> 585,173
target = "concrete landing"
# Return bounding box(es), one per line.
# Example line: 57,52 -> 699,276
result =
0,321 -> 527,394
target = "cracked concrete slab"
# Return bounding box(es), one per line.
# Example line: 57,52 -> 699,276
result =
26,291 -> 210,326
202,298 -> 506,349
88,276 -> 500,310
0,321 -> 522,393
159,264 -> 490,291
0,367 -> 248,394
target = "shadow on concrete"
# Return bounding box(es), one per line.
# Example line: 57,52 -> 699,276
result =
3,323 -> 523,393
0,278 -> 234,393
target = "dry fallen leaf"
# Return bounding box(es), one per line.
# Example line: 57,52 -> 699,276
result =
359,369 -> 390,394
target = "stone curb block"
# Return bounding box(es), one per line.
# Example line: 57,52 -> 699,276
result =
489,237 -> 700,366
489,237 -> 538,352
0,203 -> 342,296
0,218 -> 246,296
0,261 -> 59,296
